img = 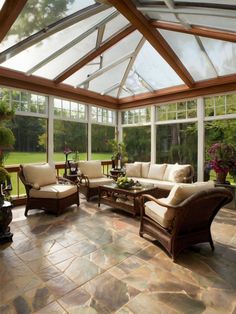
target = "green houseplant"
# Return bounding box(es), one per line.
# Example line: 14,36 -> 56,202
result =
108,139 -> 128,169
0,100 -> 15,202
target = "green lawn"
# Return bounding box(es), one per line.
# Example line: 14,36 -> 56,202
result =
5,151 -> 112,197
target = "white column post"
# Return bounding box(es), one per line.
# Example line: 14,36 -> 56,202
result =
197,97 -> 205,181
87,105 -> 92,160
117,110 -> 122,142
151,105 -> 156,164
47,96 -> 54,166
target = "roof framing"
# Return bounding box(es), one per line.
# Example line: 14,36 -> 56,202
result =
151,21 -> 236,43
54,24 -> 136,84
107,0 -> 194,87
0,66 -> 117,109
0,0 -> 27,43
0,3 -> 109,64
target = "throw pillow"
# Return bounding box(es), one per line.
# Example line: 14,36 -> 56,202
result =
147,164 -> 167,180
125,163 -> 141,177
161,181 -> 215,206
23,163 -> 57,187
168,164 -> 191,183
78,160 -> 102,178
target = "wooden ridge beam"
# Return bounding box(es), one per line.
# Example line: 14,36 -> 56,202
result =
54,24 -> 135,84
117,74 -> 236,108
107,0 -> 194,87
0,67 -> 118,109
0,0 -> 27,43
152,21 -> 236,43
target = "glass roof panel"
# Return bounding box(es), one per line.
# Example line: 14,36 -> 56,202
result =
178,14 -> 236,33
0,0 -> 95,52
144,12 -> 179,23
106,88 -> 119,98
140,0 -> 236,4
102,31 -> 142,67
64,58 -> 101,87
159,29 -> 217,81
89,60 -> 130,94
102,14 -> 130,42
1,9 -> 113,73
126,41 -> 183,92
34,31 -> 98,79
119,89 -> 132,98
125,70 -> 149,94
200,37 -> 236,76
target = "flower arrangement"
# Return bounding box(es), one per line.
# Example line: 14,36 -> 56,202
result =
208,143 -> 236,175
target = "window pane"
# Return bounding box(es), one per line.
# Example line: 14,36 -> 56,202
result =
156,123 -> 197,176
53,120 -> 87,162
123,126 -> 151,162
91,124 -> 115,160
6,116 -> 47,165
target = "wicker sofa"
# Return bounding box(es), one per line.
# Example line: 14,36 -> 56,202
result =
125,162 -> 194,198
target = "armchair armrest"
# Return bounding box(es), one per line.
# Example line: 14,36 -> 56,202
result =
78,174 -> 90,187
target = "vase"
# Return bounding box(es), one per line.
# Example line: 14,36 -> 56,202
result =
216,172 -> 227,184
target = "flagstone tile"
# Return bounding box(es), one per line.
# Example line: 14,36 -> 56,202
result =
67,239 -> 97,257
45,274 -> 77,298
46,247 -> 74,265
35,301 -> 67,313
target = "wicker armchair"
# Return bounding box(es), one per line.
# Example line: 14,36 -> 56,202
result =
140,185 -> 233,261
19,163 -> 80,216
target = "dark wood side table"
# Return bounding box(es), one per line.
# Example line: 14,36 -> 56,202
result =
215,183 -> 236,210
0,201 -> 13,243
109,168 -> 125,181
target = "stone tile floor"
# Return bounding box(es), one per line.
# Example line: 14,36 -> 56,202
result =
0,196 -> 236,313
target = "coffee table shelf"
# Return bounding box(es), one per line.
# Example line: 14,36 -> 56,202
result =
98,183 -> 159,216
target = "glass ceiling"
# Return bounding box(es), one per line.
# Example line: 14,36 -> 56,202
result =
1,0 -> 236,100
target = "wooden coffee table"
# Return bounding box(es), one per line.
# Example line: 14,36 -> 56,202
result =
98,183 -> 159,216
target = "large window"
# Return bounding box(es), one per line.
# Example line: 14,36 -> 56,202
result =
91,124 -> 115,160
156,123 -> 197,175
205,119 -> 236,182
53,120 -> 87,162
54,98 -> 86,120
123,126 -> 151,162
91,106 -> 115,124
204,93 -> 236,117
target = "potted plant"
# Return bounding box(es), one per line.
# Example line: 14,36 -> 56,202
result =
0,100 -> 15,200
208,143 -> 236,184
108,139 -> 128,169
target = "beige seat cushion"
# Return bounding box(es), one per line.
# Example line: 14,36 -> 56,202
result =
167,164 -> 192,183
148,164 -> 167,180
134,162 -> 150,178
80,177 -> 113,188
29,184 -> 77,199
23,163 -> 57,187
79,161 -> 102,178
145,201 -> 174,229
125,163 -> 141,177
163,164 -> 176,181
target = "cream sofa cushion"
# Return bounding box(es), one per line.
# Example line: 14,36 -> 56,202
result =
167,164 -> 191,183
145,201 -> 174,229
79,160 -> 102,178
163,164 -> 177,181
148,164 -> 167,180
125,163 -> 141,177
23,163 -> 57,187
29,184 -> 77,199
80,177 -> 113,188
134,162 -> 150,178
162,181 -> 215,206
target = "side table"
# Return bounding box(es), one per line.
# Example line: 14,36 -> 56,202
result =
110,168 -> 125,181
0,200 -> 13,243
215,183 -> 236,210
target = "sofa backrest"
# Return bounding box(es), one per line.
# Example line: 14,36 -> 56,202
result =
78,160 -> 102,178
163,163 -> 194,183
125,162 -> 151,178
22,163 -> 57,188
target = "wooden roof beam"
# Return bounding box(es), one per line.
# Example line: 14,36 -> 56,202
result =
0,0 -> 27,43
0,67 -> 118,109
107,0 -> 194,88
54,24 -> 135,84
152,21 -> 236,43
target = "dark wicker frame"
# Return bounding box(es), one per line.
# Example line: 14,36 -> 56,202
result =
139,187 -> 233,261
19,165 -> 80,216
